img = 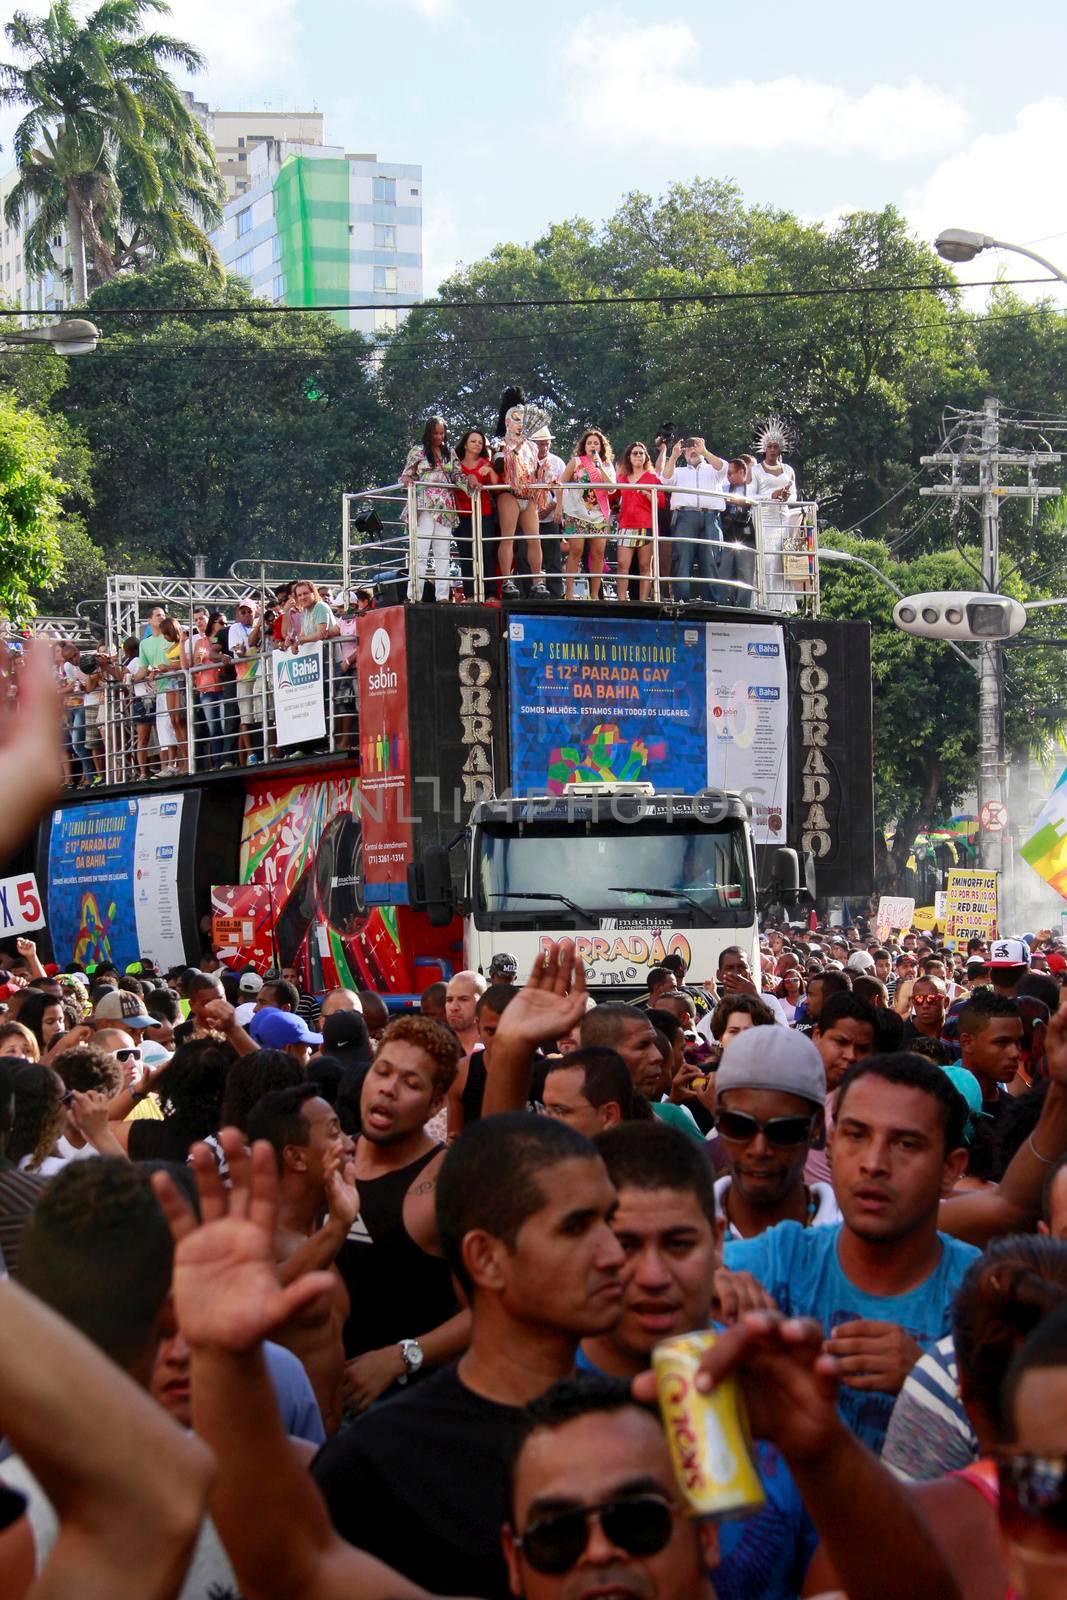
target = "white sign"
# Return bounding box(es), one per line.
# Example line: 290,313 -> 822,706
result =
0,872 -> 45,936
705,624 -> 788,844
935,890 -> 948,924
273,643 -> 326,747
876,895 -> 915,939
132,793 -> 187,969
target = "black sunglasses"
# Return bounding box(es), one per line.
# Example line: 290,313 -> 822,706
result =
515,1493 -> 676,1574
114,1046 -> 142,1062
715,1109 -> 816,1147
998,1453 -> 1067,1539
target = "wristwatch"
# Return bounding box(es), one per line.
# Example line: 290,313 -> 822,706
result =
398,1338 -> 424,1384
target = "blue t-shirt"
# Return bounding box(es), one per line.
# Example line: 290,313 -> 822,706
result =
264,1339 -> 326,1445
576,1346 -> 817,1600
723,1221 -> 979,1454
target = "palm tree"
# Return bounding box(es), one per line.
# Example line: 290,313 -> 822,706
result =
0,0 -> 223,299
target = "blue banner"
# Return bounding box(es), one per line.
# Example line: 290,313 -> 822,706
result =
507,614 -> 708,795
46,797 -> 139,968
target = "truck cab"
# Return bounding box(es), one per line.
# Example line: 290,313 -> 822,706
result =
464,783 -> 761,993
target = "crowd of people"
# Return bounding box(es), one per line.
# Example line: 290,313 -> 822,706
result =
400,400 -> 810,609
3,881 -> 1067,1598
26,582 -> 378,787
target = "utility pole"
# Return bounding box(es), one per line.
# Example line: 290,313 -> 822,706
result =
920,403 -> 1060,926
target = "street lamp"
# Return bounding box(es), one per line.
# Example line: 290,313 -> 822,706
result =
0,319 -> 100,356
934,229 -> 1067,288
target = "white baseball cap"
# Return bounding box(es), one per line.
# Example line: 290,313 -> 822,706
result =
987,938 -> 1031,970
846,950 -> 876,973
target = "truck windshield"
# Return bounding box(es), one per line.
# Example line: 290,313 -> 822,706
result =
475,819 -> 752,926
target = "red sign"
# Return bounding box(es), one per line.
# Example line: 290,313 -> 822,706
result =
357,607 -> 413,895
980,801 -> 1008,834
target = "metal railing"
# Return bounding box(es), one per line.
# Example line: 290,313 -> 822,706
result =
60,641 -> 358,790
398,475 -> 820,614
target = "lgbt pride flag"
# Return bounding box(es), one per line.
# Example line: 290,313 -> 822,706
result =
1022,767 -> 1067,898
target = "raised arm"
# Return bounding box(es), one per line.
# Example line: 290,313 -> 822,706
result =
633,1313 -> 961,1600
938,998 -> 1067,1245
152,1134 -> 434,1600
0,1277 -> 212,1600
479,942 -> 589,1119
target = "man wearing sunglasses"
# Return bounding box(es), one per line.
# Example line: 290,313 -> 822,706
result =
711,1027 -> 840,1242
902,977 -> 949,1049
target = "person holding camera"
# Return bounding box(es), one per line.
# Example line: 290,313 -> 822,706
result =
660,435 -> 731,603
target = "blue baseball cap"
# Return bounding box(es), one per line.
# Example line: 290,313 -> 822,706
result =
940,1065 -> 993,1146
247,1008 -> 323,1049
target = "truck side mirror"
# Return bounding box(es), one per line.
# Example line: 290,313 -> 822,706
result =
422,844 -> 455,927
773,847 -> 801,897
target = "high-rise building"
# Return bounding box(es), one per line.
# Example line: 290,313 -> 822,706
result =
0,103 -> 422,334
211,136 -> 422,336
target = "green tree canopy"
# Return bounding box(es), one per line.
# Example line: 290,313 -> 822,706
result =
0,389 -> 67,618
377,187 -> 982,534
819,531 -> 1067,887
60,263 -> 400,575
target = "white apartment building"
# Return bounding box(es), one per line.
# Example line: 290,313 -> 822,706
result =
211,136 -> 422,337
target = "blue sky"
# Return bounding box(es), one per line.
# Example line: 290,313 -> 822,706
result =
4,0 -> 1067,298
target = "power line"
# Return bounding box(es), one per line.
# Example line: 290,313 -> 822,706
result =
0,271 -> 1060,320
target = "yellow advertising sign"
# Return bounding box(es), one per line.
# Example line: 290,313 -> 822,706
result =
944,870 -> 999,950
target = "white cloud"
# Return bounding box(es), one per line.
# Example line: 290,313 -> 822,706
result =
164,0 -> 303,98
907,99 -> 1067,303
562,14 -> 968,159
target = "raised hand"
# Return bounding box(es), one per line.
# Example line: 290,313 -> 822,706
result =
151,1130 -> 335,1354
200,997 -> 237,1034
0,642 -> 64,861
324,1145 -> 360,1230
494,940 -> 589,1049
633,1310 -> 841,1467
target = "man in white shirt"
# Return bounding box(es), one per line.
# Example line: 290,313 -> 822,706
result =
533,427 -> 567,597
660,436 -> 730,603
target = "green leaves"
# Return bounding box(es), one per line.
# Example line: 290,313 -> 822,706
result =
1,0 -> 224,293
0,392 -> 66,620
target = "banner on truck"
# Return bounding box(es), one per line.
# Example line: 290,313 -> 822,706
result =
357,609 -> 413,901
507,614 -> 709,795
944,869 -> 999,949
706,624 -> 788,845
507,616 -> 788,842
273,642 -> 326,747
46,793 -> 191,968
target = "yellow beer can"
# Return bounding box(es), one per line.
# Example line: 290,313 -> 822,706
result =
651,1330 -> 765,1519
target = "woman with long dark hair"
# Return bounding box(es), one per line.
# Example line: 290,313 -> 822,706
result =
400,416 -> 462,603
560,428 -> 617,601
453,430 -> 499,598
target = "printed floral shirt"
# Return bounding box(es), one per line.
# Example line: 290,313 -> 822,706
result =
401,446 -> 462,529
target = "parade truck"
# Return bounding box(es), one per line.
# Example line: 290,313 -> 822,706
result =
33,599 -> 875,1001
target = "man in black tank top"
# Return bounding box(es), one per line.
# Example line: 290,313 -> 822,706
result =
314,1110 -> 626,1599
337,1015 -> 469,1413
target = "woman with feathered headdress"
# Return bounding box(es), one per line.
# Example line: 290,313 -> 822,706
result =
750,416 -> 801,614
491,386 -> 552,598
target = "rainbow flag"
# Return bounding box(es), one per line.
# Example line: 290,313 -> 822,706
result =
1021,766 -> 1067,899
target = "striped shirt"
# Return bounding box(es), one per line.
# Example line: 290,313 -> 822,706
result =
0,1160 -> 46,1279
881,1333 -> 978,1480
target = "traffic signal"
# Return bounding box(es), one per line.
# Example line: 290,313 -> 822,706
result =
892,592 -> 1027,642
